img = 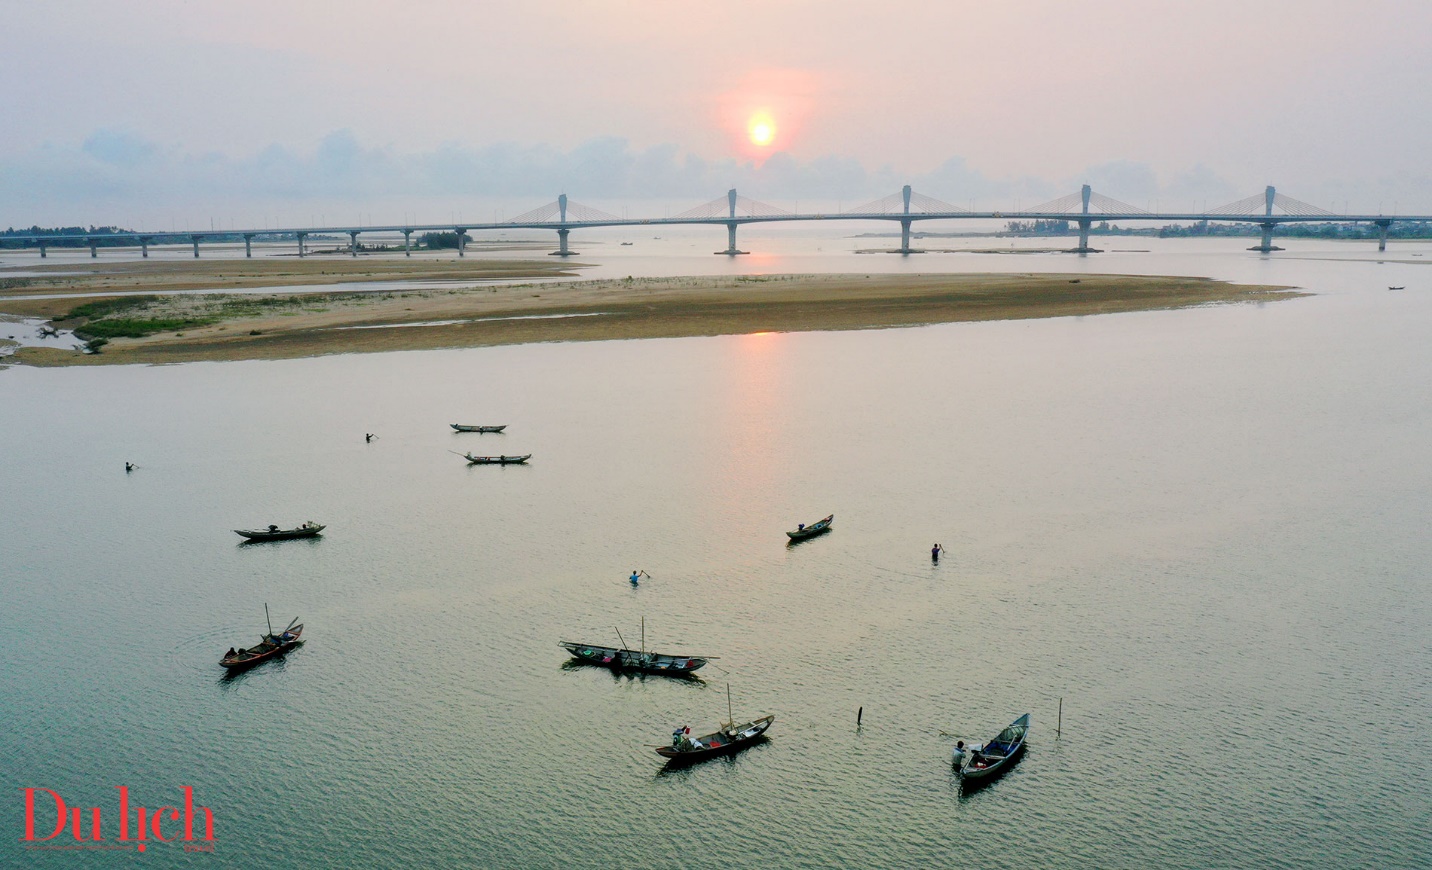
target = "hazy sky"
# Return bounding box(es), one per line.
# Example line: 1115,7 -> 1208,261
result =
4,0 -> 1431,227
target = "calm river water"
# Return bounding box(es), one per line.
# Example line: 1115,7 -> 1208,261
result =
2,232 -> 1430,868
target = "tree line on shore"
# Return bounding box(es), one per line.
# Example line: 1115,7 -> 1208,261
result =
1004,219 -> 1432,239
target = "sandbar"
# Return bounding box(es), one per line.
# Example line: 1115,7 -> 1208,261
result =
0,258 -> 1302,366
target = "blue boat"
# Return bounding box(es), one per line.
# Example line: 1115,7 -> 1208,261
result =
958,714 -> 1029,783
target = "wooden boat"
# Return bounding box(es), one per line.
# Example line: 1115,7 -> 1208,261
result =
786,514 -> 833,540
959,714 -> 1030,783
559,642 -> 709,675
464,453 -> 530,465
560,620 -> 711,676
451,424 -> 507,433
657,715 -> 775,762
220,611 -> 303,670
656,684 -> 773,764
1388,286 -> 1405,290
234,521 -> 325,541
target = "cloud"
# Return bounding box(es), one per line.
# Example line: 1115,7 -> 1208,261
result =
81,129 -> 160,167
2,130 -> 1417,227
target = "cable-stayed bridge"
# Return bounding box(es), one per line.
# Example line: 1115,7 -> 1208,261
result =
10,185 -> 1428,260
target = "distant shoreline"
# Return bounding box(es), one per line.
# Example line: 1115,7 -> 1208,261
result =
0,259 -> 1303,367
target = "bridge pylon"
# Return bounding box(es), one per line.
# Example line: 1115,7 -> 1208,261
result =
549,194 -> 579,256
1072,184 -> 1102,254
896,185 -> 924,255
718,189 -> 749,255
1248,186 -> 1283,253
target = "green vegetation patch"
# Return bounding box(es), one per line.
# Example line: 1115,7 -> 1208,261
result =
65,295 -> 160,320
75,316 -> 217,339
215,295 -> 307,317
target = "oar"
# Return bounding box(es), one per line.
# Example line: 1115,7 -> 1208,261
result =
281,616 -> 299,639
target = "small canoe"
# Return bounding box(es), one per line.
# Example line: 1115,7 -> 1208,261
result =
559,641 -> 709,675
220,623 -> 304,670
234,522 -> 325,541
656,715 -> 774,762
451,424 -> 507,433
959,714 -> 1030,783
464,453 -> 530,465
786,514 -> 833,540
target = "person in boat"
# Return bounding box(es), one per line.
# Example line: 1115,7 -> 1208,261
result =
798,523 -> 805,531
953,740 -> 983,766
268,524 -> 279,532
672,727 -> 685,749
226,647 -> 236,658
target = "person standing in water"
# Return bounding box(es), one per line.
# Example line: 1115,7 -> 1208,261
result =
630,570 -> 641,585
932,543 -> 945,561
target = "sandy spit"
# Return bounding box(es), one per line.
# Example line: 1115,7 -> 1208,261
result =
1,264 -> 1302,367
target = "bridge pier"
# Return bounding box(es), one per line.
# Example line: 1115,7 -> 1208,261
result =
403,229 -> 412,257
1376,220 -> 1391,252
89,240 -> 98,258
297,232 -> 307,258
457,229 -> 467,257
191,235 -> 201,258
140,237 -> 150,258
717,221 -> 748,255
1248,222 -> 1283,253
899,219 -> 913,254
550,227 -> 578,257
243,234 -> 254,258
349,230 -> 359,257
39,243 -> 46,258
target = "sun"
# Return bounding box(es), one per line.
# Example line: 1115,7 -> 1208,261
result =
747,112 -> 777,148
